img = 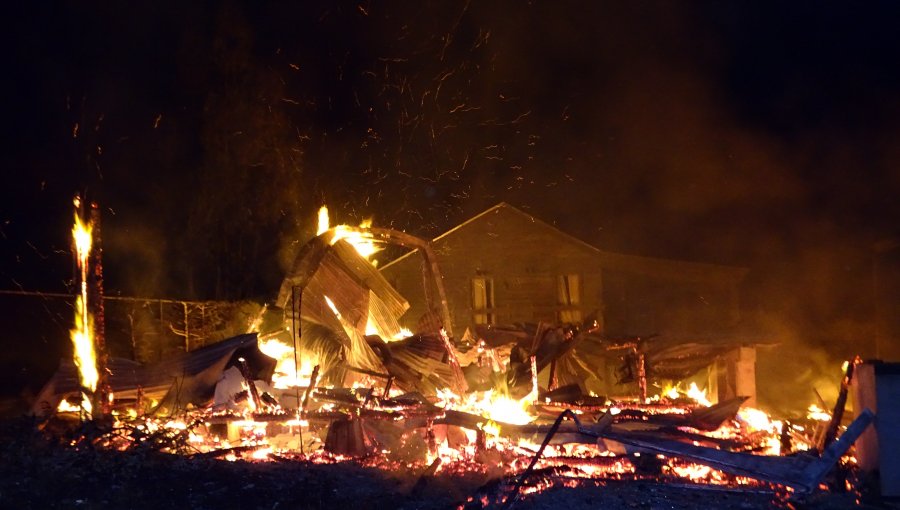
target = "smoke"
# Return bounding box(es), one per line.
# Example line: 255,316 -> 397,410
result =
756,339 -> 846,418
743,308 -> 847,416
192,1 -> 898,366
103,222 -> 170,298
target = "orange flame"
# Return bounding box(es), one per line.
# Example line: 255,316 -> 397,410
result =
807,404 -> 832,422
70,211 -> 98,395
316,205 -> 382,264
257,338 -> 320,389
686,382 -> 711,407
316,206 -> 330,236
436,388 -> 536,426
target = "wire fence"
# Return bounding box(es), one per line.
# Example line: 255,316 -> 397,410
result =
0,290 -> 259,364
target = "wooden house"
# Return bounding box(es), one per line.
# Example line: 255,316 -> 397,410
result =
381,203 -> 747,339
380,203 -> 754,401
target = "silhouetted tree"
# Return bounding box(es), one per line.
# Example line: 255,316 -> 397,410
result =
185,2 -> 312,300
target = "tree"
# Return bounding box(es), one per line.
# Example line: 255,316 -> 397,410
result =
184,1 -> 313,300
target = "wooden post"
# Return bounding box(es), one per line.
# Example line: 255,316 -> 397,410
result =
420,258 -> 433,312
158,299 -> 164,362
426,416 -> 436,458
820,358 -> 856,452
182,302 -> 190,352
302,365 -> 320,411
291,285 -> 303,411
89,202 -> 107,406
237,357 -> 262,411
637,348 -> 647,403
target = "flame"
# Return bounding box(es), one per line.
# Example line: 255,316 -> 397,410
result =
317,206 -> 330,236
258,338 -> 294,360
258,338 -> 320,389
70,211 -> 98,394
271,356 -> 320,389
331,225 -> 380,261
82,381 -> 799,492
316,205 -> 382,264
686,382 -> 711,407
57,395 -> 91,414
251,447 -> 273,460
365,317 -> 378,336
437,388 -> 536,426
70,295 -> 98,392
662,385 -> 679,400
671,463 -> 714,480
324,295 -> 340,318
73,213 -> 92,263
737,407 -> 783,455
63,247 -> 803,493
364,312 -> 413,342
652,382 -> 710,406
738,407 -> 779,431
806,404 -> 831,422
481,420 -> 501,437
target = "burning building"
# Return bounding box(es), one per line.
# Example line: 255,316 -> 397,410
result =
26,204 -> 880,506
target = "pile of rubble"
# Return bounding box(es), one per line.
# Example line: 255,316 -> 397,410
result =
30,223 -> 877,508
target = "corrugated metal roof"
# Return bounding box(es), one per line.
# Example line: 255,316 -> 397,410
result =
32,333 -> 265,414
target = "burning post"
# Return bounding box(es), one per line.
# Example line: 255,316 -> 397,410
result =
69,195 -> 108,419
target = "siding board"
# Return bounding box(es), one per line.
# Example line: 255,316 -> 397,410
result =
381,203 -> 745,341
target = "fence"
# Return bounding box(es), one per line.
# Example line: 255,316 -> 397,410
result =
0,290 -> 259,365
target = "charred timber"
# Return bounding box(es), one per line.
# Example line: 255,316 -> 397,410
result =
237,357 -> 263,411
302,364 -> 320,410
819,357 -> 857,452
88,200 -> 110,416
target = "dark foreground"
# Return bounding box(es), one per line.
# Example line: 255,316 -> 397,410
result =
0,418 -> 877,510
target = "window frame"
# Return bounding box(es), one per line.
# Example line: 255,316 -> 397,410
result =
472,276 -> 496,325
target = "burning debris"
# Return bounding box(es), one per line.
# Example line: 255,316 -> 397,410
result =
30,209 -> 878,508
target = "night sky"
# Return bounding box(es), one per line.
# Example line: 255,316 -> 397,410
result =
2,1 -> 900,397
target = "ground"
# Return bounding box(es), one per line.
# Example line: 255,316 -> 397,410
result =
0,418 -> 880,510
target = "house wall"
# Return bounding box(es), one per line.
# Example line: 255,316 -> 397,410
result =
601,270 -> 740,338
382,206 -> 605,334
381,204 -> 743,341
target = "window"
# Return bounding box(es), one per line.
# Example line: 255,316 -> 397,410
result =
472,277 -> 495,324
557,274 -> 582,323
